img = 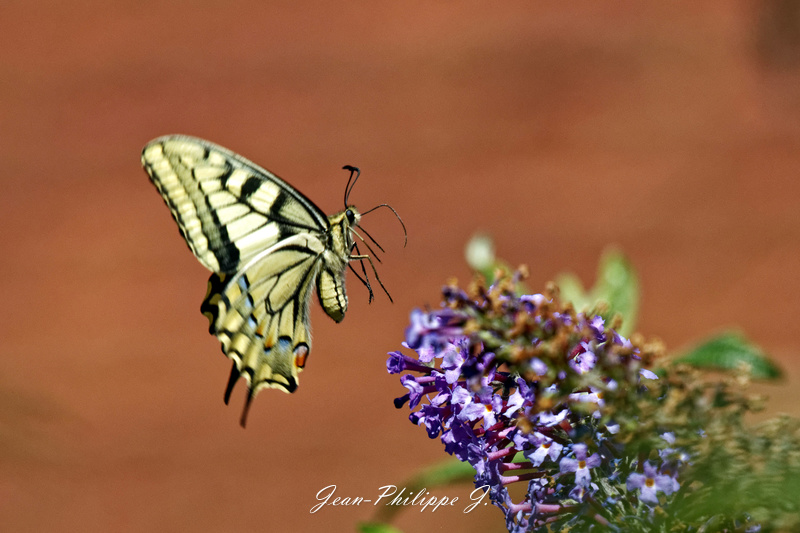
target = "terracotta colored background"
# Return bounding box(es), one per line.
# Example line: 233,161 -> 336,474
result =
2,2 -> 800,531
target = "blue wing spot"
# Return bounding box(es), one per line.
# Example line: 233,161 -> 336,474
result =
277,337 -> 292,351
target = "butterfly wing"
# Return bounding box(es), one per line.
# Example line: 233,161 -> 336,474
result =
142,135 -> 330,273
142,135 -> 338,426
201,234 -> 326,426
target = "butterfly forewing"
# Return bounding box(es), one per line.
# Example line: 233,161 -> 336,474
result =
143,135 -> 359,426
142,136 -> 330,273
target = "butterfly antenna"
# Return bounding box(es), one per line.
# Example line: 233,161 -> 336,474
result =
224,362 -> 239,405
361,204 -> 407,247
342,165 -> 360,207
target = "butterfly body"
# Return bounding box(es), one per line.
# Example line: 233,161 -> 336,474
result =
142,135 -> 366,425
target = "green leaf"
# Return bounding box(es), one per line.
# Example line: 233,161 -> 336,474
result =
554,273 -> 590,310
465,238 -> 639,332
464,233 -> 496,277
675,331 -> 783,379
357,522 -> 405,533
464,233 -> 528,293
404,457 -> 477,486
555,248 -> 640,336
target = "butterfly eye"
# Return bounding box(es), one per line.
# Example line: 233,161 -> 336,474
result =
345,208 -> 356,225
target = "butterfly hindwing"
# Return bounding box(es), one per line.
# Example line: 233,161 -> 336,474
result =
200,236 -> 327,424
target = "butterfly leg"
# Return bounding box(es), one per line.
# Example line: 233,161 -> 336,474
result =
350,252 -> 393,303
347,261 -> 374,303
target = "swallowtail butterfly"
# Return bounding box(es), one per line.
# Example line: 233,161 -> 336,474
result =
142,135 -> 404,426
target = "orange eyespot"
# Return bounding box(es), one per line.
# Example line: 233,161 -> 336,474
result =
294,345 -> 309,368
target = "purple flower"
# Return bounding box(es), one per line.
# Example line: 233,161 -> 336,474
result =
440,345 -> 465,384
528,358 -> 548,376
405,308 -> 464,362
387,350 -> 433,375
559,444 -> 602,486
588,315 -> 606,340
400,375 -> 425,409
535,409 -> 568,427
411,404 -> 445,439
640,368 -> 658,380
569,342 -> 597,374
504,388 -> 526,417
626,461 -> 679,505
520,293 -> 546,307
388,277 -> 663,532
525,433 -> 564,466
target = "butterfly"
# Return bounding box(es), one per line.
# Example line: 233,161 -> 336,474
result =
141,135 -> 405,426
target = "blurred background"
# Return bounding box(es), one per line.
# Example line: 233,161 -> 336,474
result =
2,1 -> 800,531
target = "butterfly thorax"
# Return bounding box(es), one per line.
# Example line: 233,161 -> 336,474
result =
326,206 -> 360,259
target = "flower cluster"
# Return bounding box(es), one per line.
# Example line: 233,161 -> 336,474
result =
388,273 -> 677,531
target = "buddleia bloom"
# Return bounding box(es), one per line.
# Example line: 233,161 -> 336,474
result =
388,271 -> 675,531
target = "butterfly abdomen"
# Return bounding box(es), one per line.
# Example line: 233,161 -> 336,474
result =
317,267 -> 348,323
